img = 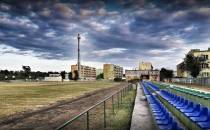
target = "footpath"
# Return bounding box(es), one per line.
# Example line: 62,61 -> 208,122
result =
130,83 -> 155,130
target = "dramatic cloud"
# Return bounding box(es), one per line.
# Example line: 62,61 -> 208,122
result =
92,48 -> 127,57
0,0 -> 210,71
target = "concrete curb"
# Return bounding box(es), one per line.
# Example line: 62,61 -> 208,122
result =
130,83 -> 155,130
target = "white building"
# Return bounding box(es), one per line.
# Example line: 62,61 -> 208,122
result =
44,74 -> 62,81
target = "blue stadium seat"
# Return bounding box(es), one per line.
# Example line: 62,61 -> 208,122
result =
184,105 -> 202,117
181,103 -> 198,113
141,82 -> 184,130
159,121 -> 184,130
176,99 -> 188,109
177,100 -> 191,110
190,107 -> 209,122
197,110 -> 210,129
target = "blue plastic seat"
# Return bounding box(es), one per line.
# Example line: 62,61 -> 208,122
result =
198,121 -> 210,130
168,96 -> 178,104
171,96 -> 182,106
176,99 -> 188,109
197,110 -> 210,129
159,121 -> 184,130
181,103 -> 197,113
185,105 -> 202,117
173,98 -> 185,107
143,81 -> 160,91
190,107 -> 209,122
154,109 -> 166,116
156,112 -> 169,120
178,101 -> 192,111
153,105 -> 164,113
157,116 -> 173,125
143,82 -> 184,130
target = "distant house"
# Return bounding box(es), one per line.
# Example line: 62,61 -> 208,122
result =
44,74 -> 62,81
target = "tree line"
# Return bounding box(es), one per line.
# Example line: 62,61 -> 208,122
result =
0,68 -> 103,81
0,66 -> 78,81
0,70 -> 49,80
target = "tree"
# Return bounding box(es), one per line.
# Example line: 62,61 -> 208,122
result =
160,68 -> 173,81
114,77 -> 122,82
61,71 -> 66,82
73,70 -> 79,81
68,72 -> 73,80
2,70 -> 9,76
22,66 -> 31,80
184,54 -> 201,78
96,73 -> 104,80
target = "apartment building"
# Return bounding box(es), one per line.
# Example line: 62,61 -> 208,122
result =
177,48 -> 210,77
103,64 -> 123,80
71,64 -> 96,80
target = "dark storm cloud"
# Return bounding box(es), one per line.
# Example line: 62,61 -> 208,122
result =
0,0 -> 210,66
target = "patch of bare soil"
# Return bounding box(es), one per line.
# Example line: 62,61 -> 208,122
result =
0,82 -> 128,130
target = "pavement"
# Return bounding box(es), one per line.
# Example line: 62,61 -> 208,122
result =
130,83 -> 156,130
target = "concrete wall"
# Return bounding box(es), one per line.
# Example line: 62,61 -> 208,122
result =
44,76 -> 62,81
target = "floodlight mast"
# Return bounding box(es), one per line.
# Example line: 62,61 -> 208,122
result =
77,33 -> 81,79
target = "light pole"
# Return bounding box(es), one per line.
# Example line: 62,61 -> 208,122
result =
77,33 -> 81,79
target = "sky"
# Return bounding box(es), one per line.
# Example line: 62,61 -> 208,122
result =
0,0 -> 210,72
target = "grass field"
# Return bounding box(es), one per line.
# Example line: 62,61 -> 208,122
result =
61,87 -> 136,130
0,81 -> 120,118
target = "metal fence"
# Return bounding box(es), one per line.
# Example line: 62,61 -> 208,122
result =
172,77 -> 210,86
56,84 -> 136,130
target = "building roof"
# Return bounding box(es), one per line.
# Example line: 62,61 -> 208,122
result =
190,48 -> 210,53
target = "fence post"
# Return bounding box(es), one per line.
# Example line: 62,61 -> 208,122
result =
104,101 -> 106,129
120,90 -> 123,104
112,95 -> 114,115
87,111 -> 89,130
117,92 -> 120,108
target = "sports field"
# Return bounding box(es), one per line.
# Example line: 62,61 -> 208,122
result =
0,81 -> 120,118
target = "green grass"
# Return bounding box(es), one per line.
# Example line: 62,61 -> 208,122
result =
61,88 -> 136,130
108,91 -> 135,130
0,81 -> 120,117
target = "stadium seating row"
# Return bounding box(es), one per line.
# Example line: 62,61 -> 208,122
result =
143,81 -> 160,91
159,89 -> 210,130
142,83 -> 183,130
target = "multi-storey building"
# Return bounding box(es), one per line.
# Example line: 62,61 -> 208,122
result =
103,64 -> 123,80
177,48 -> 210,77
125,70 -> 160,81
125,61 -> 160,81
71,64 -> 96,80
139,62 -> 153,70
177,62 -> 190,77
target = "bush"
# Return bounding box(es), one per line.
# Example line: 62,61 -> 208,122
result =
114,78 -> 122,82
128,79 -> 140,83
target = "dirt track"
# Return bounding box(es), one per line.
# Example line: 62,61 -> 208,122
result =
0,82 -> 128,130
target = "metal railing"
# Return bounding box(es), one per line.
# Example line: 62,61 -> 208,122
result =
56,83 -> 136,130
172,77 -> 210,86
